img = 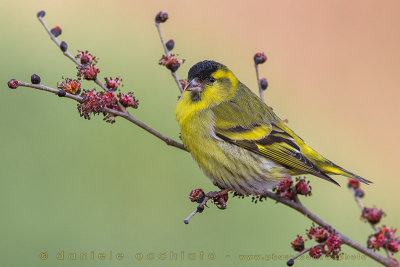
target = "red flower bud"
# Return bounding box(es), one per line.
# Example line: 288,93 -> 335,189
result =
254,52 -> 267,65
7,79 -> 19,89
189,189 -> 205,203
77,64 -> 100,80
118,92 -> 138,109
50,26 -> 62,37
291,235 -> 305,252
58,78 -> 81,95
309,246 -> 323,259
273,178 -> 294,200
159,54 -> 185,72
155,11 -> 168,23
362,207 -> 384,225
295,178 -> 312,196
105,77 -> 122,91
76,51 -> 98,65
348,179 -> 360,189
308,226 -> 329,243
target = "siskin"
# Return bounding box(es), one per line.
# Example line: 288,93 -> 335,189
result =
175,60 -> 371,195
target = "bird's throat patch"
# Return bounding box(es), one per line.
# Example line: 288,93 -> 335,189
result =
190,92 -> 201,102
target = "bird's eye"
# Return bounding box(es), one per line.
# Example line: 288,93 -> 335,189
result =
209,77 -> 216,83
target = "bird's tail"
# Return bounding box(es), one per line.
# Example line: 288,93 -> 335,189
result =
322,162 -> 372,184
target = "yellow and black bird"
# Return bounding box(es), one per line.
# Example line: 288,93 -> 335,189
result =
175,60 -> 371,195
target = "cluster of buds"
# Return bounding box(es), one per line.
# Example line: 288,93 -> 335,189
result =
367,226 -> 399,253
290,226 -> 342,263
212,192 -> 229,210
159,54 -> 185,72
273,177 -> 312,200
105,77 -> 122,91
77,90 -> 129,123
188,189 -> 229,211
77,62 -> 100,80
291,235 -> 305,251
57,78 -> 81,95
295,177 -> 312,196
362,207 -> 385,225
308,226 -> 330,243
76,51 -> 99,80
273,178 -> 294,200
77,89 -> 106,119
118,92 -> 139,108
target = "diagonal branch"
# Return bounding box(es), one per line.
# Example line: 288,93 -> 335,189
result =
264,191 -> 396,267
18,81 -> 187,151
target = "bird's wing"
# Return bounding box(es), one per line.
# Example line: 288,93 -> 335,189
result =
212,99 -> 339,185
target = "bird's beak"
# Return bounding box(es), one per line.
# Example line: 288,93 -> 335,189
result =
184,78 -> 204,92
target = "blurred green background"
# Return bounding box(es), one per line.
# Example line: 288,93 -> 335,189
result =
1,0 -> 399,266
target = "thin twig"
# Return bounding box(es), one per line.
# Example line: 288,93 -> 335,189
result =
17,82 -> 187,151
155,23 -> 183,93
254,63 -> 264,102
291,247 -> 311,261
38,16 -> 80,66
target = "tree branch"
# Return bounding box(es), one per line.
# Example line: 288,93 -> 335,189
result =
17,81 -> 186,151
264,191 -> 396,267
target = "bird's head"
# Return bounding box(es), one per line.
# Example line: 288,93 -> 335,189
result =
183,60 -> 238,107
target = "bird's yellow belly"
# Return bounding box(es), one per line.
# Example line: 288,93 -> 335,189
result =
179,112 -> 288,195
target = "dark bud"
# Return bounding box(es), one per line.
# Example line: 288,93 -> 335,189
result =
36,10 -> 45,18
50,26 -> 62,37
286,259 -> 294,266
259,78 -> 268,91
166,39 -> 175,51
354,188 -> 365,198
57,89 -> 66,97
155,11 -> 168,23
254,51 -> 267,65
60,41 -> 68,52
7,79 -> 19,89
197,205 -> 205,213
30,74 -> 41,84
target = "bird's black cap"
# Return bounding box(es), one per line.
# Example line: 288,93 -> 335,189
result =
188,60 -> 226,81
